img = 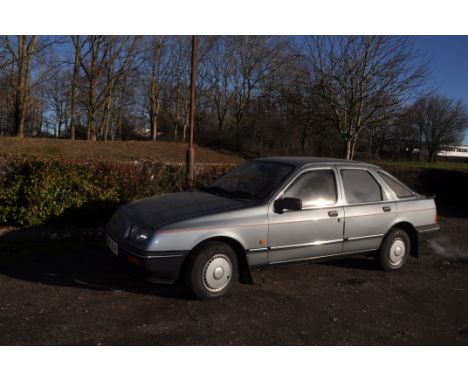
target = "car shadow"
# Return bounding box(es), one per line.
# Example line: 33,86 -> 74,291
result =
318,256 -> 382,271
0,231 -> 193,300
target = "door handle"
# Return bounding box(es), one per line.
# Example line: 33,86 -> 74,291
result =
328,210 -> 338,217
383,206 -> 391,212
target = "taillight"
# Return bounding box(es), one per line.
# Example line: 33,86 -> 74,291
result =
434,211 -> 438,224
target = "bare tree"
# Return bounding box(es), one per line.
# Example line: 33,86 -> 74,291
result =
166,36 -> 190,143
392,103 -> 426,161
102,37 -> 141,141
204,36 -> 236,133
45,68 -> 69,138
303,36 -> 427,159
79,36 -> 109,140
411,94 -> 468,162
229,36 -> 287,149
69,36 -> 83,140
0,34 -> 445,161
2,36 -> 37,138
144,36 -> 170,141
79,36 -> 140,141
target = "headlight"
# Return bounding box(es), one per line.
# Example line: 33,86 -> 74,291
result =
128,225 -> 150,244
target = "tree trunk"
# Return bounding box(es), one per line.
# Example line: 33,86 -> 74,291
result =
300,125 -> 308,155
70,38 -> 81,140
182,96 -> 189,143
149,82 -> 159,141
103,88 -> 113,141
173,86 -> 180,142
345,139 -> 352,160
88,114 -> 97,141
87,72 -> 97,141
235,113 -> 242,150
14,99 -> 24,138
150,103 -> 159,141
15,36 -> 27,138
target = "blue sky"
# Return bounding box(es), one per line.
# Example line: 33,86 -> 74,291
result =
413,36 -> 468,144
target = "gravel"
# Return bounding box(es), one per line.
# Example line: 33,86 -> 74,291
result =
0,216 -> 467,345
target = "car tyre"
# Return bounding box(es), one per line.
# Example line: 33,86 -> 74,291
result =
185,241 -> 238,300
376,228 -> 410,271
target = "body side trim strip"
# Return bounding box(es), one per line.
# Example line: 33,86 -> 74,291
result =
345,233 -> 384,242
246,247 -> 268,253
269,249 -> 377,265
415,224 -> 440,233
268,238 -> 343,251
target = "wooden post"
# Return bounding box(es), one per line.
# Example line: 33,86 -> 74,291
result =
186,35 -> 197,189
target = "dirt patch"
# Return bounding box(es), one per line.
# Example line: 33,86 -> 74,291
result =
0,215 -> 467,345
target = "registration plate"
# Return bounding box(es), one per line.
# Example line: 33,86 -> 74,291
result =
106,235 -> 118,256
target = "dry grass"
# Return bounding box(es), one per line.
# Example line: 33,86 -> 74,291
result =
0,137 -> 243,164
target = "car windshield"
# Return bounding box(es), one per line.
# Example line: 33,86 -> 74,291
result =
201,161 -> 294,200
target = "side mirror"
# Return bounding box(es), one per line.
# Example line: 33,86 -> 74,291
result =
274,197 -> 302,213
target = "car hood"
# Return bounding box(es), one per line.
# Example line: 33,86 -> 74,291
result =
120,191 -> 250,229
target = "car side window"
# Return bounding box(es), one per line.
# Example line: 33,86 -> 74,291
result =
341,169 -> 382,204
378,171 -> 414,198
283,170 -> 337,208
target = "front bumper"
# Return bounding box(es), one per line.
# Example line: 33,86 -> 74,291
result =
416,224 -> 440,241
106,232 -> 188,284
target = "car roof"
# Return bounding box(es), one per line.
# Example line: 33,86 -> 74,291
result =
254,156 -> 379,169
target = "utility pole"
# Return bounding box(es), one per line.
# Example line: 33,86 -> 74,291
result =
186,35 -> 197,189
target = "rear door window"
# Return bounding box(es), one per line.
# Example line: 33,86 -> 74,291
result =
341,169 -> 382,204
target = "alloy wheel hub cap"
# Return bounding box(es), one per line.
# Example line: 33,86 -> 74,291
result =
389,238 -> 406,265
213,266 -> 224,280
203,254 -> 232,292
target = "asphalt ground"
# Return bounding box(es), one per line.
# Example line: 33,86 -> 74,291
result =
0,215 -> 467,345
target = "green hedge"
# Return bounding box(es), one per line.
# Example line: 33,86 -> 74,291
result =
1,158 -> 465,228
0,159 -> 234,227
380,164 -> 468,211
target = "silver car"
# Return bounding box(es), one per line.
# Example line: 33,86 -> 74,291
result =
106,157 -> 440,299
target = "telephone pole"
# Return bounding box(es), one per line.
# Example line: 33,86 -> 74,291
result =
186,35 -> 197,189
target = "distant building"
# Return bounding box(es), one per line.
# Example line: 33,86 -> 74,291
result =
438,145 -> 468,158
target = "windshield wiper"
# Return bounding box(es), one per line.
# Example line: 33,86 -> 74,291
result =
199,187 -> 259,201
199,186 -> 231,197
229,190 -> 260,200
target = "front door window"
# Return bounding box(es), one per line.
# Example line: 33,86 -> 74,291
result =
283,170 -> 337,208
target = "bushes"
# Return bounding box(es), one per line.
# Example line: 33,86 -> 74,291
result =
380,164 -> 468,211
0,159 -> 234,227
2,158 -> 465,228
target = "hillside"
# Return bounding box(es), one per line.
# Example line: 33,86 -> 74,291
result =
0,137 -> 243,164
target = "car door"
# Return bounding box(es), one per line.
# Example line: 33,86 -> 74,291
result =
267,167 -> 344,264
338,167 -> 396,254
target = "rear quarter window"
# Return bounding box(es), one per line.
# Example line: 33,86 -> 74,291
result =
378,171 -> 414,199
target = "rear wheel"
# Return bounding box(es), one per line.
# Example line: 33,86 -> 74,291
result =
376,228 -> 410,271
185,241 -> 238,300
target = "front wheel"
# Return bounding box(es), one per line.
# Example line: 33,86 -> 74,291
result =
376,228 -> 410,271
185,241 -> 238,300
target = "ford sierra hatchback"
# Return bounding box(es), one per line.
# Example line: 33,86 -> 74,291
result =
106,157 -> 440,299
